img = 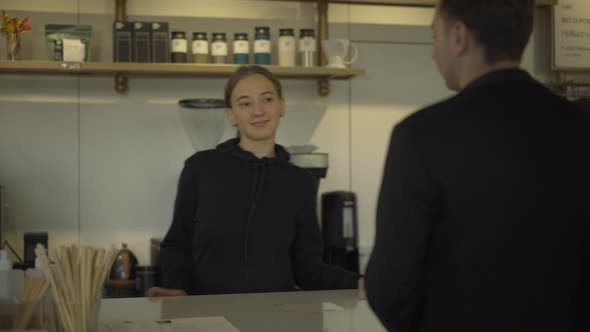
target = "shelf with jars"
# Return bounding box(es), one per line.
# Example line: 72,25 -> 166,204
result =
0,0 -> 555,96
0,1 -> 365,96
0,60 -> 363,93
102,0 -> 365,96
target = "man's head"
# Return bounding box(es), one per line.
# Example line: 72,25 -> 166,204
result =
431,0 -> 534,90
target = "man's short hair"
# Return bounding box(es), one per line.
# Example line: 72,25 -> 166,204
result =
439,0 -> 534,64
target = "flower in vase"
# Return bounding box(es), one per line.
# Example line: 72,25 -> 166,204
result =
1,10 -> 32,37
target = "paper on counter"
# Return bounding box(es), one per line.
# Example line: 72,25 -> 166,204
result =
322,302 -> 345,311
99,316 -> 240,332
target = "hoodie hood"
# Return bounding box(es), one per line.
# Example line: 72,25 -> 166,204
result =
216,138 -> 290,164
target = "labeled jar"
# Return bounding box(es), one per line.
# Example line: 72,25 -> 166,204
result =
299,29 -> 316,67
171,31 -> 188,63
254,26 -> 271,65
233,33 -> 250,65
192,32 -> 209,63
211,33 -> 228,64
278,28 -> 296,67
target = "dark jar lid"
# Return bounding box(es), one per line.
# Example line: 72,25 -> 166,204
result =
192,32 -> 208,40
212,32 -> 227,41
234,33 -> 248,40
279,28 -> 294,36
171,31 -> 187,39
300,29 -> 315,38
255,26 -> 270,35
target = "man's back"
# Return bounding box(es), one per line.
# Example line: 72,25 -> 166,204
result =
366,69 -> 590,332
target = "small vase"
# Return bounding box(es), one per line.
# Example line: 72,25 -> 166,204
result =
6,32 -> 21,60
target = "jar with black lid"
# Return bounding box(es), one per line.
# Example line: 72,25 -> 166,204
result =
299,29 -> 316,67
254,27 -> 271,65
192,32 -> 209,63
278,28 -> 296,67
233,33 -> 250,64
211,32 -> 228,64
171,31 -> 188,63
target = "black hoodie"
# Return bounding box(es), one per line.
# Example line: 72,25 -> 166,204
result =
160,138 -> 360,295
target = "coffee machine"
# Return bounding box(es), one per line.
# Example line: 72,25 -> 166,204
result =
321,191 -> 359,273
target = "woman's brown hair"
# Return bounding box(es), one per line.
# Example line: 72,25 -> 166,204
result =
224,65 -> 283,108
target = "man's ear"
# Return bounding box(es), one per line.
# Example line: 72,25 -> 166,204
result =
452,21 -> 471,57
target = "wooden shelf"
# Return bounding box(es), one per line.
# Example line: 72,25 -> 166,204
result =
272,0 -> 556,6
0,61 -> 363,79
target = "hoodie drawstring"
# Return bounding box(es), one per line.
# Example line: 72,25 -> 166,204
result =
244,161 -> 267,262
216,138 -> 288,262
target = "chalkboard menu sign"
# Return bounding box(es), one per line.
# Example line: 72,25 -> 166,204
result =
553,0 -> 590,70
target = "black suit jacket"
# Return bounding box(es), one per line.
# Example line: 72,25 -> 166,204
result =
366,69 -> 590,332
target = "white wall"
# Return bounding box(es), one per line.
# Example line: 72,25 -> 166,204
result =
0,75 -> 81,259
0,0 -> 569,270
351,41 -> 451,256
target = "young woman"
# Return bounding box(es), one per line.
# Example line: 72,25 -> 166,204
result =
149,65 -> 361,296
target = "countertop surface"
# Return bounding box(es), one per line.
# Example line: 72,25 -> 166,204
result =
99,289 -> 386,332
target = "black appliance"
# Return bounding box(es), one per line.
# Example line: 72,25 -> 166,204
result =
321,191 -> 359,273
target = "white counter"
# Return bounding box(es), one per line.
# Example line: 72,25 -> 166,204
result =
99,290 -> 386,332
